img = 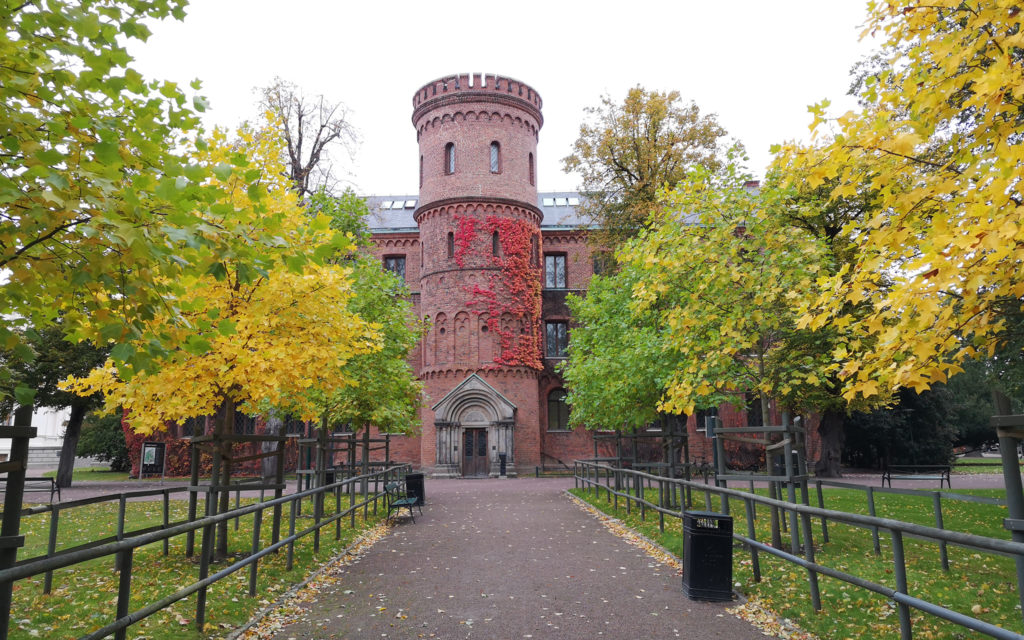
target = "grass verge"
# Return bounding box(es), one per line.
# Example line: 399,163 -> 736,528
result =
570,484 -> 1022,639
9,493 -> 387,639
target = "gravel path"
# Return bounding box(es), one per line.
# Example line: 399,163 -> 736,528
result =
261,477 -> 768,640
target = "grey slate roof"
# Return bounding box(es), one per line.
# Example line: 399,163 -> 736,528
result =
363,192 -> 589,232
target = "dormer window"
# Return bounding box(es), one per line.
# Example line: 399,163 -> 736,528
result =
445,143 -> 455,175
490,141 -> 501,173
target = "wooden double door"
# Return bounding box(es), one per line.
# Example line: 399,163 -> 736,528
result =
462,428 -> 489,477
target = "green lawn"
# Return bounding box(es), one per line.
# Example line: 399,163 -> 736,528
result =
42,467 -> 132,482
9,492 -> 387,639
571,484 -> 1022,640
953,458 -> 1020,475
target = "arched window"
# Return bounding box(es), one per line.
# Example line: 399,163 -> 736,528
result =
492,231 -> 500,256
490,141 -> 501,173
444,143 -> 455,175
547,389 -> 570,431
447,231 -> 455,259
528,152 -> 535,185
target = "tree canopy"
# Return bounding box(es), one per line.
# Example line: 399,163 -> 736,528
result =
777,0 -> 1024,401
1,1 -> 311,390
562,163 -> 836,431
562,86 -> 735,247
299,192 -> 423,434
257,78 -> 358,200
561,261 -> 673,431
619,166 -> 833,419
62,125 -> 378,435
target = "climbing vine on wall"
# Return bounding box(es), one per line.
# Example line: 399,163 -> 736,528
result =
453,214 -> 542,369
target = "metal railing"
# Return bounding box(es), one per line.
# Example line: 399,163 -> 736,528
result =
0,464 -> 410,640
574,460 -> 1024,640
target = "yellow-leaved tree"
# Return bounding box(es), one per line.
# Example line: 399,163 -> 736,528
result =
777,0 -> 1024,401
64,122 -> 380,556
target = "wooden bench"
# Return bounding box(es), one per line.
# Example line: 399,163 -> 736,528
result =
882,464 -> 951,489
0,476 -> 60,502
385,481 -> 421,523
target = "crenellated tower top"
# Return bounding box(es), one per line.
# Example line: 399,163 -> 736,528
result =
412,73 -> 543,130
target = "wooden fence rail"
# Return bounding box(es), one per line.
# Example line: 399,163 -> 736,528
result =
574,460 -> 1024,640
0,464 -> 410,640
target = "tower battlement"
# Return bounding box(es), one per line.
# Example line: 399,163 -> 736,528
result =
412,73 -> 543,128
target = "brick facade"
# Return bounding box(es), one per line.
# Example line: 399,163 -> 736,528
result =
367,74 -> 821,477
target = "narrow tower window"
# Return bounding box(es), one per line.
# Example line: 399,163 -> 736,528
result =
419,155 -> 424,187
492,231 -> 500,256
490,141 -> 501,173
447,231 -> 455,259
445,143 -> 455,175
528,152 -> 535,185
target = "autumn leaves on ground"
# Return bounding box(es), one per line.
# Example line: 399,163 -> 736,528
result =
4,0 -> 1024,639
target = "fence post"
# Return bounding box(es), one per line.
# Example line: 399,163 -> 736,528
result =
336,481 -> 343,541
743,497 -> 761,583
638,473 -> 645,521
349,479 -> 357,529
932,492 -> 949,571
891,530 -> 913,640
799,508 -> 821,611
43,507 -> 60,594
195,521 -> 215,631
0,408 -> 35,640
162,490 -> 170,556
115,495 -> 127,571
867,486 -> 881,555
114,548 -> 134,640
286,496 -> 297,571
658,478 -> 665,533
313,483 -> 322,554
272,435 -> 285,547
249,509 -> 263,597
816,480 -> 830,542
186,444 -> 200,557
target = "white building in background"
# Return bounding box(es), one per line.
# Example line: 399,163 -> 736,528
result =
0,406 -> 69,465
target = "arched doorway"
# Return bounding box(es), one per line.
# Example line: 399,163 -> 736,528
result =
431,374 -> 517,478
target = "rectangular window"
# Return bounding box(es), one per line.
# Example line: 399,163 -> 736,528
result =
544,254 -> 566,288
545,321 -> 568,358
548,390 -> 570,431
384,256 -> 406,279
746,392 -> 764,427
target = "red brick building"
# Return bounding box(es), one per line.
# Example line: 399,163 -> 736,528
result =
365,74 -> 821,477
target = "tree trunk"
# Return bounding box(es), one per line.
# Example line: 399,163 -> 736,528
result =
56,403 -> 88,488
212,397 -> 235,561
262,411 -> 284,479
814,408 -> 846,478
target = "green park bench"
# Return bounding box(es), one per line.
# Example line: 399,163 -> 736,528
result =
882,464 -> 951,489
0,475 -> 60,502
385,481 -> 421,523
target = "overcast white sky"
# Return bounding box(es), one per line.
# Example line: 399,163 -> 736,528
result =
129,0 -> 877,196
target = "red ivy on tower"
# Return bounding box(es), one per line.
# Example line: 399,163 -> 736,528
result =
453,214 -> 542,369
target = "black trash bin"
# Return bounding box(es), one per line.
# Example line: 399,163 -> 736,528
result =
682,511 -> 733,601
405,472 -> 425,506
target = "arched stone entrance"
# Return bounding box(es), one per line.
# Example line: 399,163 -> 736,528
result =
431,374 -> 516,478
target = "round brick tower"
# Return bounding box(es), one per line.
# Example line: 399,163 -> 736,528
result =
412,73 -> 544,478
